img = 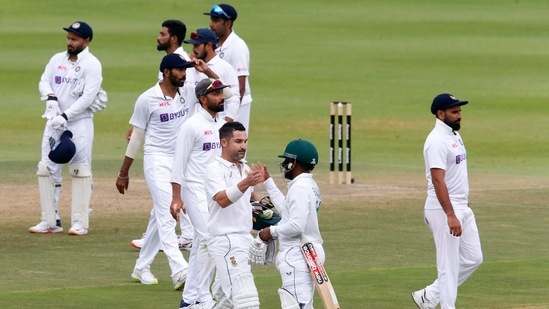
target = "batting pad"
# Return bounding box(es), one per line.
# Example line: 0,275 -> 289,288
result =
37,161 -> 57,228
278,288 -> 300,309
232,271 -> 260,309
70,165 -> 92,228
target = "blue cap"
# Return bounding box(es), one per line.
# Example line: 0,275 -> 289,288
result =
49,130 -> 76,164
204,4 -> 238,22
184,28 -> 218,45
159,53 -> 195,72
431,93 -> 469,115
63,21 -> 93,41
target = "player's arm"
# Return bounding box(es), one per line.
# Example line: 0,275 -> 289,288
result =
63,61 -> 103,119
431,168 -> 462,237
237,75 -> 246,102
169,125 -> 194,219
116,126 -> 144,194
211,163 -> 262,208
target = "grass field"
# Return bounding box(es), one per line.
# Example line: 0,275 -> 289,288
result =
1,0 -> 548,308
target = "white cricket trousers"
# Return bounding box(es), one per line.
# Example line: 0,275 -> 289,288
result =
424,207 -> 483,309
134,154 -> 188,276
181,184 -> 215,304
276,244 -> 325,309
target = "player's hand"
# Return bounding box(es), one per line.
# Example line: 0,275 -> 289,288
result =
42,96 -> 61,120
447,213 -> 462,237
246,163 -> 264,186
259,227 -> 273,242
170,198 -> 185,220
116,173 -> 129,194
49,115 -> 67,130
88,89 -> 108,112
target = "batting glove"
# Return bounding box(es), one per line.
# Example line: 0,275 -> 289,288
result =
50,114 -> 67,130
249,234 -> 267,265
42,96 -> 61,120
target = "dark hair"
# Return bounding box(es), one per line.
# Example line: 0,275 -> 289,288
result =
219,121 -> 246,140
162,20 -> 187,46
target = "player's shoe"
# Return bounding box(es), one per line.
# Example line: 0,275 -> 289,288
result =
411,289 -> 436,309
130,234 -> 145,249
28,220 -> 63,234
68,221 -> 88,236
131,267 -> 158,285
178,236 -> 193,251
172,269 -> 187,291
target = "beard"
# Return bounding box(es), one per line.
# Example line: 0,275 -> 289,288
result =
168,73 -> 185,87
444,118 -> 461,131
209,101 -> 224,113
67,45 -> 84,56
157,41 -> 169,51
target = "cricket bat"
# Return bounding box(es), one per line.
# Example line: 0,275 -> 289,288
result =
300,241 -> 341,309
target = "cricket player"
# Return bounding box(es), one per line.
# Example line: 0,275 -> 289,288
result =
412,93 -> 483,309
259,139 -> 323,309
30,21 -> 103,236
204,121 -> 262,309
184,28 -> 240,123
206,4 -> 253,132
170,78 -> 228,308
116,54 -> 203,290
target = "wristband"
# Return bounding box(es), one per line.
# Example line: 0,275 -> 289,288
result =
47,95 -> 58,101
226,185 -> 244,203
61,113 -> 68,120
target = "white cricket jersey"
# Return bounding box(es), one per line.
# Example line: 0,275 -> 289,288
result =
38,47 -> 102,121
188,55 -> 240,120
170,107 -> 225,187
205,157 -> 253,235
216,31 -> 252,106
424,119 -> 469,209
264,174 -> 323,252
129,82 -> 195,155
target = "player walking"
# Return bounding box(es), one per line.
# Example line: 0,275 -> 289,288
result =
206,4 -> 253,132
258,139 -> 324,309
115,54 -> 200,290
169,78 -> 229,308
412,93 -> 483,309
204,121 -> 262,309
30,21 -> 103,236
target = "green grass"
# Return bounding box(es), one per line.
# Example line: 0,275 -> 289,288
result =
1,0 -> 549,308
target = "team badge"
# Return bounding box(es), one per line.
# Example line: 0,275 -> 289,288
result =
72,22 -> 81,29
75,66 -> 81,72
180,97 -> 185,104
230,256 -> 237,266
219,52 -> 224,58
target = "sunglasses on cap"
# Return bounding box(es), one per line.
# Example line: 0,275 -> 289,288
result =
190,32 -> 203,40
207,79 -> 225,92
211,4 -> 232,20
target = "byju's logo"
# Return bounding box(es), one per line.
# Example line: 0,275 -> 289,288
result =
54,76 -> 78,85
202,142 -> 220,151
159,108 -> 190,122
455,154 -> 466,164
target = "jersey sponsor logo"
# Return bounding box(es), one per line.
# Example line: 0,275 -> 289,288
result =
159,101 -> 171,107
202,142 -> 221,151
204,130 -> 214,135
455,153 -> 466,164
451,143 -> 458,148
57,65 -> 68,71
159,108 -> 190,122
54,76 -> 79,85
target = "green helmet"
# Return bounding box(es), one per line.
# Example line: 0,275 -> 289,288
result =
278,139 -> 318,166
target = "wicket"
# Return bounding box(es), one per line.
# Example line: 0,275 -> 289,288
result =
329,101 -> 352,184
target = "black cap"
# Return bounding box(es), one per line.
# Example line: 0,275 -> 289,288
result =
203,4 -> 238,22
431,93 -> 469,115
195,78 -> 229,99
63,21 -> 93,41
159,53 -> 195,72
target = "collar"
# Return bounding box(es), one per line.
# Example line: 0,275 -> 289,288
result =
197,105 -> 220,122
287,172 -> 313,187
207,54 -> 221,65
153,81 -> 180,100
214,156 -> 243,168
434,118 -> 456,136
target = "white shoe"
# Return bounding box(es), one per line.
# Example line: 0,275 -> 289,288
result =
131,268 -> 158,285
68,221 -> 88,235
411,289 -> 436,309
28,220 -> 63,234
130,237 -> 144,249
172,269 -> 187,290
178,236 -> 193,251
